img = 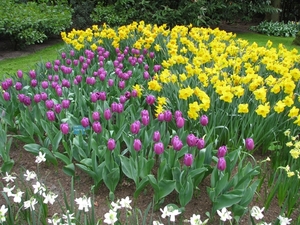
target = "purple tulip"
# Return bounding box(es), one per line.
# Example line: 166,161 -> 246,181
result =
62,79 -> 70,88
217,146 -> 227,158
75,75 -> 82,83
153,65 -> 161,73
45,100 -> 54,109
200,115 -> 209,126
174,110 -> 183,120
41,81 -> 49,89
90,93 -> 98,103
172,138 -> 183,151
31,79 -> 38,87
98,92 -> 106,101
73,59 -> 79,66
146,95 -> 156,105
15,82 -> 22,91
70,49 -> 75,57
217,157 -> 226,171
61,52 -> 66,59
66,59 -> 72,65
81,117 -> 89,128
53,75 -> 59,82
140,110 -> 149,117
143,71 -> 150,80
149,52 -> 155,59
41,92 -> 48,101
196,138 -> 205,150
153,131 -> 161,142
141,115 -> 150,126
54,65 -> 59,71
133,139 -> 142,151
86,77 -> 96,85
92,121 -> 102,133
3,92 -> 10,101
99,73 -> 106,81
54,104 -> 62,114
108,79 -> 114,87
186,134 -> 197,147
29,70 -> 36,79
60,123 -> 69,134
130,121 -> 141,134
245,138 -> 255,151
46,111 -> 55,121
1,81 -> 9,91
56,87 -> 62,97
164,110 -> 172,122
107,138 -> 116,151
51,81 -> 58,89
61,99 -> 70,109
54,59 -> 60,66
154,142 -> 164,155
176,117 -> 185,128
131,89 -> 138,98
18,94 -> 25,103
120,95 -> 127,104
157,113 -> 165,121
92,111 -> 100,121
125,91 -> 131,99
144,64 -> 149,70
48,75 -> 53,81
184,153 -> 193,167
23,96 -> 31,106
104,109 -> 112,120
33,94 -> 41,103
118,80 -> 125,89
116,103 -> 123,113
17,70 -> 23,78
6,79 -> 12,87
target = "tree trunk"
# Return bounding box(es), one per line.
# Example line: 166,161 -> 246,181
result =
265,0 -> 281,22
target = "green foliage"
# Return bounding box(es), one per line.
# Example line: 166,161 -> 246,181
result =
250,20 -> 300,37
293,31 -> 300,46
0,0 -> 72,49
69,0 -> 96,29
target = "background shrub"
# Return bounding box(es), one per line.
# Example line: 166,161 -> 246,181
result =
0,0 -> 72,49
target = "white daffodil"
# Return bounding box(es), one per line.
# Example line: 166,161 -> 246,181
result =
103,209 -> 118,224
189,214 -> 208,225
13,190 -> 24,203
217,207 -> 232,222
24,170 -> 37,181
43,192 -> 58,205
153,221 -> 164,225
2,185 -> 15,197
75,196 -> 91,212
23,197 -> 38,211
2,172 -> 16,183
111,200 -> 121,212
35,151 -> 46,164
159,205 -> 181,222
0,205 -> 8,222
250,206 -> 264,220
32,181 -> 46,195
119,196 -> 132,209
168,209 -> 181,222
160,206 -> 169,219
278,215 -> 292,225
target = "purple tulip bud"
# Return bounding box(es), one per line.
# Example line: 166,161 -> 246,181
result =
60,123 -> 69,134
73,59 -> 79,66
184,153 -> 193,167
217,157 -> 226,171
99,73 -> 106,81
54,65 -> 59,71
172,138 -> 183,151
144,64 -> 149,70
41,92 -> 48,101
245,138 -> 255,151
31,79 -> 38,87
92,111 -> 100,121
56,87 -> 62,97
141,115 -> 150,126
153,65 -> 161,73
66,59 -> 72,65
133,139 -> 142,151
1,81 -> 9,91
48,75 -> 53,81
157,113 -> 165,121
186,134 -> 197,147
164,110 -> 173,122
111,102 -> 118,113
176,117 -> 185,128
149,52 -> 155,59
15,82 -> 22,91
51,81 -> 58,89
61,52 -> 66,59
18,94 -> 25,103
53,75 -> 59,81
143,71 -> 150,80
154,142 -> 164,155
196,138 -> 205,150
108,79 -> 114,87
76,75 -> 82,83
33,94 -> 41,103
3,92 -> 10,101
146,95 -> 156,105
62,79 -> 70,88
54,104 -> 62,114
86,77 -> 96,85
104,109 -> 112,120
217,146 -> 227,158
92,121 -> 102,133
120,95 -> 127,104
118,80 -> 125,89
98,92 -> 106,101
153,131 -> 161,142
81,117 -> 89,128
6,79 -> 12,87
90,93 -> 98,103
45,99 -> 54,109
131,90 -> 138,98
41,81 -> 48,89
70,50 -> 75,57
174,110 -> 182,120
130,121 -> 141,134
117,103 -> 123,113
23,96 -> 31,106
200,115 -> 209,126
62,99 -> 70,109
79,56 -> 85,63
46,111 -> 55,121
107,138 -> 116,151
45,62 -> 52,69
125,91 -> 131,99
54,59 -> 60,66
29,70 -> 36,79
141,110 -> 149,117
17,70 -> 23,78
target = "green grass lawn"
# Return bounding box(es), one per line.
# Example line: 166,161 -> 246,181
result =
0,32 -> 299,80
0,42 -> 65,79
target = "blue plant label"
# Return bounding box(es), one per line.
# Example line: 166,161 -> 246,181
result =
73,125 -> 89,135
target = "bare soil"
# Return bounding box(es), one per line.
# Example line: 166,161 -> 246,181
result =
0,23 -> 299,224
